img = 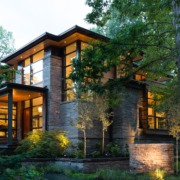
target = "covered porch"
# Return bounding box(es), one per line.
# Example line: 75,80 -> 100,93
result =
0,82 -> 47,146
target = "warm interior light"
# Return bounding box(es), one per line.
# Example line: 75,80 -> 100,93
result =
38,107 -> 42,113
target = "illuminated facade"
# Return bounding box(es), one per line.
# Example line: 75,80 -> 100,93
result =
0,26 -> 171,149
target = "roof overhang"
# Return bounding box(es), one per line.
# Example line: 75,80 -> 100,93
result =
1,25 -> 109,65
0,83 -> 47,102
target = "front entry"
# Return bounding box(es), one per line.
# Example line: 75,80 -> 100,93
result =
23,108 -> 31,138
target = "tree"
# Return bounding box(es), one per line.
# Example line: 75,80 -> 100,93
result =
94,95 -> 113,155
85,0 -> 180,99
70,0 -> 177,101
0,26 -> 16,85
74,100 -> 95,158
167,105 -> 180,175
0,26 -> 15,60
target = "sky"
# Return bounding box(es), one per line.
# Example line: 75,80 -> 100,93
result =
0,0 -> 94,49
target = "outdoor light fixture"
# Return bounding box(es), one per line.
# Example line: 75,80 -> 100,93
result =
38,107 -> 42,113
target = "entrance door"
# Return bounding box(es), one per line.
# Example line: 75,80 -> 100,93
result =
23,108 -> 31,138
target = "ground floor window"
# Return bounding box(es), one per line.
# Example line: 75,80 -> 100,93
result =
24,97 -> 43,133
148,92 -> 167,129
0,102 -> 17,138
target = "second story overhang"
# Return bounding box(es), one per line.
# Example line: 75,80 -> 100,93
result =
1,25 -> 109,65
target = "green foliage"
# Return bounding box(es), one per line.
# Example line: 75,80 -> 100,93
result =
1,165 -> 43,180
43,164 -> 65,174
15,130 -> 70,158
0,63 -> 18,86
149,168 -> 166,180
68,172 -> 97,179
0,154 -> 27,174
91,150 -> 101,158
70,141 -> 84,158
91,142 -> 101,158
96,169 -> 136,180
106,142 -> 120,157
0,26 -> 15,60
78,1 -> 179,107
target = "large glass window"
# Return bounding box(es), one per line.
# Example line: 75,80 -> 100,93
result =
24,97 -> 43,131
0,102 -> 17,138
32,97 -> 43,131
148,92 -> 167,129
19,50 -> 44,87
64,42 -> 77,101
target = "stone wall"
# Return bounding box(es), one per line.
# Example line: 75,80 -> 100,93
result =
60,101 -> 103,154
43,49 -> 62,130
129,144 -> 174,174
113,85 -> 144,148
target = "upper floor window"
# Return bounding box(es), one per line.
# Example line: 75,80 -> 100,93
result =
17,50 -> 44,87
64,42 -> 77,101
148,92 -> 167,129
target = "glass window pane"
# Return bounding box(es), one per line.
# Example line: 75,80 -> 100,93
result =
156,112 -> 164,117
0,120 -> 8,127
148,117 -> 155,129
32,60 -> 43,73
24,100 -> 30,108
66,43 -> 76,54
33,50 -> 44,63
39,117 -> 43,127
65,79 -> 74,89
148,108 -> 153,115
81,42 -> 89,50
32,106 -> 39,116
12,121 -> 16,128
148,99 -> 153,105
148,92 -> 153,98
24,58 -> 30,66
32,97 -> 43,106
65,89 -> 76,101
157,118 -> 167,129
32,71 -> 43,84
66,66 -> 72,78
32,118 -> 38,128
23,66 -> 30,85
66,52 -> 76,66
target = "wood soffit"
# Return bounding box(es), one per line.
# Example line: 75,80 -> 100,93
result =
1,26 -> 109,65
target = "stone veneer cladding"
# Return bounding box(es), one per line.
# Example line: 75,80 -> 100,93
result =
129,143 -> 174,174
60,101 -> 103,153
43,50 -> 62,130
113,86 -> 143,148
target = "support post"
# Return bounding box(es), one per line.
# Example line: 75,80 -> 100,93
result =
8,91 -> 13,145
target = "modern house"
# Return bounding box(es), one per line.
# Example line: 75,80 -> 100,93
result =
0,26 -> 172,151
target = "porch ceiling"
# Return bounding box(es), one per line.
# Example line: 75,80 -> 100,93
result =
0,83 -> 47,102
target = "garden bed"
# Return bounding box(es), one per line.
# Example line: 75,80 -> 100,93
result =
22,157 -> 129,173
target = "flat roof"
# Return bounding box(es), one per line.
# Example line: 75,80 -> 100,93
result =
1,25 -> 109,63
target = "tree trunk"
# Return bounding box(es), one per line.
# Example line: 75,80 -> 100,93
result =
102,129 -> 105,155
172,0 -> 180,99
176,136 -> 179,175
83,129 -> 86,158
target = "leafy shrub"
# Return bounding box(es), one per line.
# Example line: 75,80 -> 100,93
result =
43,164 -> 64,174
122,144 -> 129,157
149,168 -> 165,180
0,154 -> 27,174
96,169 -> 134,180
106,142 -> 120,157
91,150 -> 101,158
15,130 -> 70,158
1,165 -> 43,180
70,141 -> 84,158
